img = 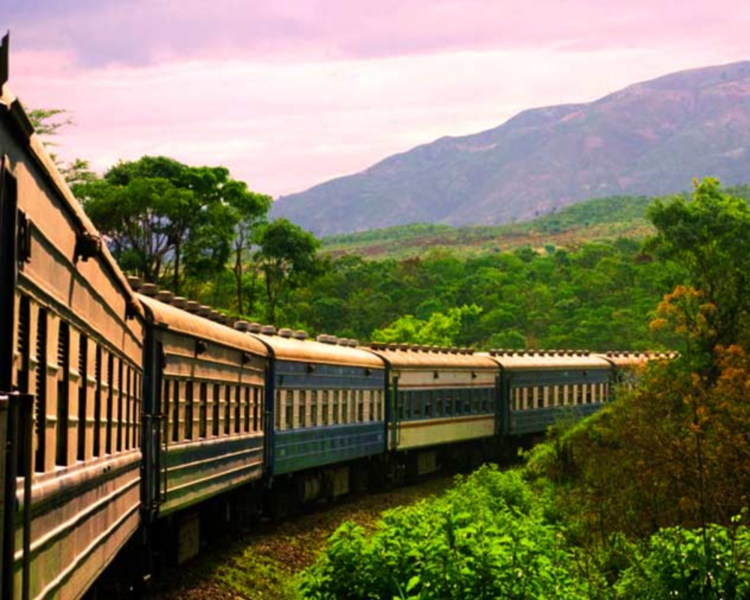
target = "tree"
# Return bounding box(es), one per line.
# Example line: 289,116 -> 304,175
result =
257,219 -> 322,324
647,178 -> 750,364
26,107 -> 96,186
75,156 -> 265,294
227,187 -> 271,315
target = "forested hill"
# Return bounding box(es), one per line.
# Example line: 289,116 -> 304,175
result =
272,60 -> 750,236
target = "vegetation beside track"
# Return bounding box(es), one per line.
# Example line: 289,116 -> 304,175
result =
147,476 -> 454,600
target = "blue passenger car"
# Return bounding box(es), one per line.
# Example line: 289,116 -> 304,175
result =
245,327 -> 387,503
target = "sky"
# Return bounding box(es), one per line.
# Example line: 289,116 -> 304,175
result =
3,0 -> 750,197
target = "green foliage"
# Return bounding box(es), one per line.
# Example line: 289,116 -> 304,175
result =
75,156 -> 267,295
257,218 -> 323,324
647,179 -> 750,361
372,305 -> 482,346
616,524 -> 750,600
289,240 -> 683,351
299,466 -> 588,600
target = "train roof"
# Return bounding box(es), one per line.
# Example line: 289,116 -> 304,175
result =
0,84 -> 145,319
481,350 -> 612,371
366,345 -> 498,370
250,332 -> 385,369
138,294 -> 268,356
596,351 -> 673,367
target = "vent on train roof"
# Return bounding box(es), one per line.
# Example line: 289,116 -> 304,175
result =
278,328 -> 293,338
293,330 -> 307,340
140,283 -> 158,296
171,296 -> 187,309
248,322 -> 262,333
156,290 -> 174,303
337,338 -> 349,346
234,320 -> 250,332
261,325 -> 276,335
127,276 -> 143,291
348,339 -> 358,347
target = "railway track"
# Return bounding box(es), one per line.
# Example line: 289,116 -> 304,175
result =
146,473 -> 456,600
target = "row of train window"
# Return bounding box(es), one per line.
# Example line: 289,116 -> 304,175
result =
164,379 -> 264,443
511,382 -> 610,411
15,297 -> 142,473
275,389 -> 384,430
397,387 -> 495,420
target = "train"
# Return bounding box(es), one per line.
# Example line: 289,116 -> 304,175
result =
0,37 -> 666,599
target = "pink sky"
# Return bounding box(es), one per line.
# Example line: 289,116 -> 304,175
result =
4,0 -> 750,196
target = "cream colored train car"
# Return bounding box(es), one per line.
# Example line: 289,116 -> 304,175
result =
0,60 -> 144,599
368,344 -> 499,477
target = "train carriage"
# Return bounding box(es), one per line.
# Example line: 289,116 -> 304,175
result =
136,291 -> 267,564
245,328 -> 387,507
0,73 -> 145,599
485,350 -> 614,437
368,344 -> 500,477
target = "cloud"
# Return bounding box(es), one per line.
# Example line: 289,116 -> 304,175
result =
7,0 -> 750,67
12,40 -> 748,197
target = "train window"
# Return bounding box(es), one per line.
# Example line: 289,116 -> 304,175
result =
224,385 -> 231,435
34,308 -> 48,471
162,378 -> 171,443
299,390 -> 307,428
115,360 -> 123,450
94,348 -> 103,457
589,384 -> 597,404
341,390 -> 348,424
77,334 -> 87,461
213,384 -> 221,436
185,381 -> 194,440
424,390 -> 433,418
16,296 -> 30,392
250,386 -> 252,433
234,386 -> 241,433
322,391 -> 329,425
126,366 -> 133,450
310,390 -> 318,427
133,372 -> 140,448
199,383 -> 207,438
275,389 -> 282,430
435,389 -> 443,416
171,381 -> 180,442
253,387 -> 260,432
55,321 -> 70,466
333,390 -> 340,424
358,390 -> 364,422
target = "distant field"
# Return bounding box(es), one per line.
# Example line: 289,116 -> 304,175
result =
321,194 -> 656,259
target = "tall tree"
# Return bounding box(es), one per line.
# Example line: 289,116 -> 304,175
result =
227,186 -> 271,315
75,156 -> 266,294
647,178 -> 750,366
257,219 -> 321,324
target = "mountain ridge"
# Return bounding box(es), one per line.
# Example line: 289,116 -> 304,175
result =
272,60 -> 750,236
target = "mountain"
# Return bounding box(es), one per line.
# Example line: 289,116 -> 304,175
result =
271,61 -> 750,236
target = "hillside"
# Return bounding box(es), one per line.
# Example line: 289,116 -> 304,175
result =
273,60 -> 750,236
321,193 -> 655,259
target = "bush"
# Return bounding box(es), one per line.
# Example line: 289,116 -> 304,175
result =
299,466 -> 588,599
